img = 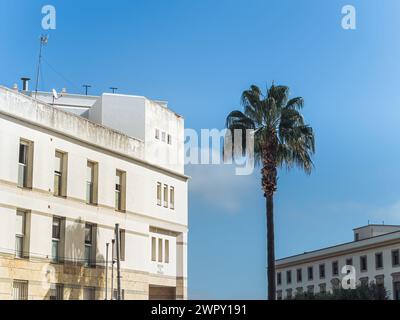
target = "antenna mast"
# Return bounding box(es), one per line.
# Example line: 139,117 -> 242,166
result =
34,35 -> 49,98
82,84 -> 91,96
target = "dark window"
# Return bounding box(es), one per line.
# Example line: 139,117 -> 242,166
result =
360,256 -> 368,272
332,261 -> 339,276
319,264 -> 325,279
375,253 -> 383,269
307,266 -> 313,281
286,270 -> 292,284
51,217 -> 62,263
296,269 -> 302,283
355,233 -> 359,241
84,223 -> 95,267
277,272 -> 282,286
346,258 -> 353,266
392,250 -> 400,267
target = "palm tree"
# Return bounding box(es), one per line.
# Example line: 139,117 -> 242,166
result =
225,84 -> 315,300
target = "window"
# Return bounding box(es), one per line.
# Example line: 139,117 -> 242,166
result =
276,290 -> 282,300
83,287 -> 95,300
119,229 -> 126,262
163,184 -> 168,208
167,134 -> 172,145
319,283 -> 326,294
113,289 -> 125,300
332,261 -> 339,276
277,272 -> 282,286
296,269 -> 302,283
52,217 -> 62,263
331,277 -> 340,290
360,277 -> 369,286
151,236 -> 170,264
157,183 -> 162,206
375,252 -> 383,269
296,287 -> 303,295
161,132 -> 166,142
346,258 -> 353,266
307,266 -> 313,281
115,170 -> 126,211
170,187 -> 175,210
392,250 -> 400,267
13,280 -> 28,300
307,285 -> 314,295
15,210 -> 26,258
50,284 -> 64,300
355,233 -> 359,241
54,151 -> 67,197
375,275 -> 385,288
286,289 -> 292,300
319,264 -> 325,279
151,237 -> 157,262
286,270 -> 292,284
155,129 -> 160,140
165,239 -> 170,264
84,224 -> 95,267
158,238 -> 163,263
18,139 -> 33,188
360,256 -> 368,272
86,161 -> 98,204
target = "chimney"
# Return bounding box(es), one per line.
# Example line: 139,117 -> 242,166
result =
12,83 -> 18,91
21,77 -> 30,91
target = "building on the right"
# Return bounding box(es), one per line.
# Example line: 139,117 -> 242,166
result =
275,225 -> 400,300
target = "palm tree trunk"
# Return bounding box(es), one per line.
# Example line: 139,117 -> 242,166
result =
266,194 -> 276,300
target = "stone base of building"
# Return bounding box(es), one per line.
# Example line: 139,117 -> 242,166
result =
0,253 -> 187,300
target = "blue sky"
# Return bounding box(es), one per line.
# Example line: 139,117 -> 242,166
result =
2,0 -> 400,299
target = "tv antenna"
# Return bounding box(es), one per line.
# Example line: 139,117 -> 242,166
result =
34,35 -> 49,98
82,84 -> 91,95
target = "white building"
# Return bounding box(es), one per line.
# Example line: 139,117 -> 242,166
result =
0,82 -> 188,300
275,225 -> 400,300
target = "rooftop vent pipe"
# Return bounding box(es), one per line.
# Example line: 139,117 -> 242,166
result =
21,77 -> 30,91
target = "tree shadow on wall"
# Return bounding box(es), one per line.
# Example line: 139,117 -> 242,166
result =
42,218 -> 107,300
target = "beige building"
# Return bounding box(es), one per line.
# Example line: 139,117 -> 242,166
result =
0,82 -> 188,300
276,225 -> 400,300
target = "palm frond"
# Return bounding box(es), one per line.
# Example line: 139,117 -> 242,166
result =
285,97 -> 304,110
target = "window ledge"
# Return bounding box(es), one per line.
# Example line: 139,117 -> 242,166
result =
53,195 -> 67,199
86,203 -> 98,207
17,186 -> 32,191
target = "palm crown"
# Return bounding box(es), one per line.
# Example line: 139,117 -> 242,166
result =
225,84 -> 315,175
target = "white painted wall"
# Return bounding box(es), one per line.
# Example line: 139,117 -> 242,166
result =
0,86 -> 188,285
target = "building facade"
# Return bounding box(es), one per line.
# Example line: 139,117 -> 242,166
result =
0,83 -> 188,300
275,225 -> 400,300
